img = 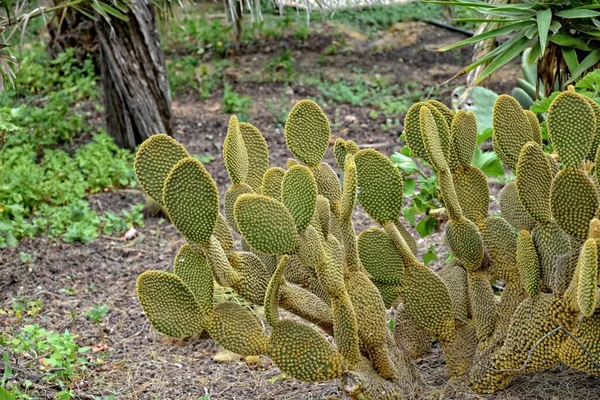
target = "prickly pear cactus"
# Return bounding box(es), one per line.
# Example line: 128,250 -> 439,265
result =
134,88 -> 600,399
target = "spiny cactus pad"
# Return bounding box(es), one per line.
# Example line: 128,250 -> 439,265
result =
547,91 -> 596,167
357,227 -> 403,285
577,239 -> 598,317
355,149 -> 403,223
492,94 -> 533,169
134,133 -> 189,205
269,319 -> 345,382
234,194 -> 299,255
136,271 -> 204,338
515,142 -> 553,224
262,167 -> 286,201
516,230 -> 541,297
284,100 -> 330,167
173,244 -> 214,313
239,122 -> 269,191
163,157 -> 219,246
282,165 -> 318,231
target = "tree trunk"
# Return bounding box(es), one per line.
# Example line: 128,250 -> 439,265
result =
95,1 -> 172,150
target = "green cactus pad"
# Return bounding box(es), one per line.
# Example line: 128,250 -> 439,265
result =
547,91 -> 596,167
394,219 -> 418,255
394,303 -> 432,359
234,194 -> 299,255
438,259 -> 469,320
452,166 -> 489,223
499,181 -> 539,232
173,244 -> 214,313
214,213 -> 235,250
224,182 -> 254,232
134,134 -> 190,205
401,263 -> 455,343
269,319 -> 344,382
163,157 -> 219,246
312,162 -> 343,207
282,165 -> 318,231
450,110 -> 478,169
492,94 -> 533,169
445,217 -> 485,272
559,311 -> 600,374
239,122 -> 269,191
427,99 -> 455,129
467,272 -> 497,341
404,102 -> 430,163
442,319 -> 477,378
516,142 -> 553,224
284,100 -> 331,167
577,239 -> 598,317
136,271 -> 204,338
228,251 -> 270,305
354,149 -> 404,223
341,155 -> 357,223
425,103 -> 452,162
479,217 -> 517,281
314,195 -> 331,238
333,138 -> 348,171
206,302 -> 268,356
223,115 -> 249,184
550,168 -> 599,239
265,255 -> 288,326
523,110 -> 542,145
420,106 -> 450,172
262,167 -> 286,201
374,282 -> 402,308
516,230 -> 541,297
532,222 -> 572,291
357,227 -> 403,285
583,96 -> 600,161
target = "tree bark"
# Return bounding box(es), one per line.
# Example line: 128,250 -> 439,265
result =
95,1 -> 172,150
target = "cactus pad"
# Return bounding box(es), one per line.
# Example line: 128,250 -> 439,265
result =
515,142 -> 553,224
284,100 -> 330,167
577,239 -> 598,317
282,165 -> 318,231
134,134 -> 189,205
445,217 -> 485,272
234,194 -> 299,255
163,157 -> 219,246
223,115 -> 249,184
173,244 -> 214,313
492,94 -> 533,169
262,167 -> 286,201
239,122 -> 269,191
450,110 -> 478,169
516,230 -> 541,297
355,149 -> 404,223
357,227 -> 403,285
136,271 -> 204,338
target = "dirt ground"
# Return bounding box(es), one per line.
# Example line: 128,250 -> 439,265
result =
2,19 -> 600,400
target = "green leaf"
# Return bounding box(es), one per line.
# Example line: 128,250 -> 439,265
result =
477,127 -> 494,145
561,46 -> 580,74
403,178 -> 417,197
473,148 -> 505,177
475,35 -> 532,84
390,152 -> 420,174
438,21 -> 534,52
567,49 -> 600,83
556,9 -> 600,19
537,9 -> 552,56
549,32 -> 594,50
423,245 -> 439,265
416,216 -> 437,237
0,387 -> 16,400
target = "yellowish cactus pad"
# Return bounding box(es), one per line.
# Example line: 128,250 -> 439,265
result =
547,91 -> 596,167
234,194 -> 299,255
499,181 -> 538,232
205,301 -> 269,356
284,100 -> 331,167
445,217 -> 484,272
136,271 -> 204,338
450,110 -> 478,170
223,115 -> 249,184
577,238 -> 598,317
550,167 -> 598,239
269,319 -> 345,382
239,122 -> 269,191
357,227 -> 403,285
173,244 -> 214,313
516,142 -> 553,224
492,94 -> 533,169
354,149 -> 404,223
163,157 -> 219,246
261,167 -> 286,201
516,230 -> 541,297
282,165 -> 318,231
134,134 -> 189,205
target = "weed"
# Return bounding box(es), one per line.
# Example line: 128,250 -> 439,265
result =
222,84 -> 252,121
85,305 -> 109,343
167,56 -> 230,98
264,50 -> 296,82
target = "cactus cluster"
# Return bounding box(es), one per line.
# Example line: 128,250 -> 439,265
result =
134,88 -> 600,399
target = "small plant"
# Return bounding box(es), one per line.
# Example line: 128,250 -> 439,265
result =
222,84 -> 252,121
85,305 -> 110,343
264,50 -> 296,82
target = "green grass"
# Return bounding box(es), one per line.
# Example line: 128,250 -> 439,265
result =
0,45 -> 144,247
